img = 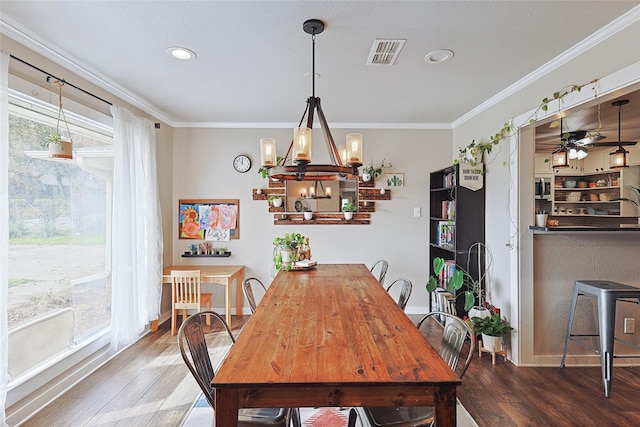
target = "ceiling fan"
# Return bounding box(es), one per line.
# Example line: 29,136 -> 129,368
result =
579,99 -> 637,147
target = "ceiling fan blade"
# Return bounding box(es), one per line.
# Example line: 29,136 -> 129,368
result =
589,141 -> 637,147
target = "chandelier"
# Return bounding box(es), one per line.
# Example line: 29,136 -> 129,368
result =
259,19 -> 363,181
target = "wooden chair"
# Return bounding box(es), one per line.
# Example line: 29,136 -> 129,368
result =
178,311 -> 300,427
370,260 -> 388,285
171,270 -> 212,335
350,312 -> 475,427
242,277 -> 268,314
385,278 -> 412,311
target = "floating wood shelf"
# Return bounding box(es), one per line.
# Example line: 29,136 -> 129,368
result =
182,251 -> 231,258
253,176 -> 392,225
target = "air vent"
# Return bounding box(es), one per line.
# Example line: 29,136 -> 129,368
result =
366,39 -> 406,66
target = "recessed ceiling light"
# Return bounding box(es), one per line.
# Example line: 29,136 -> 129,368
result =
167,46 -> 197,60
424,49 -> 454,64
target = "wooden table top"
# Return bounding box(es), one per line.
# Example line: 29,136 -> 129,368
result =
213,263 -> 460,387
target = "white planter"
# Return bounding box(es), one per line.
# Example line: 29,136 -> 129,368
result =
304,211 -> 313,220
49,141 -> 72,159
468,307 -> 491,320
272,198 -> 283,208
481,333 -> 503,352
362,172 -> 371,182
344,211 -> 353,220
280,248 -> 293,266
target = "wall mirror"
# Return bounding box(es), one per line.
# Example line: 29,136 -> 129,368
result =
285,179 -> 358,212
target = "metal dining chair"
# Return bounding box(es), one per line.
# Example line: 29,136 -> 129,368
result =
370,260 -> 389,285
385,278 -> 412,311
349,311 -> 475,427
242,277 -> 268,314
171,270 -> 212,335
178,310 -> 301,427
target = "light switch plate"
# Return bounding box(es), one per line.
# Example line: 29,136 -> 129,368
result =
413,207 -> 421,218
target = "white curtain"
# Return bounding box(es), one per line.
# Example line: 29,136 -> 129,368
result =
110,105 -> 163,351
1,50 -> 10,427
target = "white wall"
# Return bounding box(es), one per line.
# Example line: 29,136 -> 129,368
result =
453,20 -> 640,364
169,127 -> 452,313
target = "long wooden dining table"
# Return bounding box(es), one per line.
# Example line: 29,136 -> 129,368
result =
212,263 -> 461,427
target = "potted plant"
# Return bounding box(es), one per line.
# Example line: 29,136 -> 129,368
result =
362,159 -> 391,182
469,313 -> 513,352
43,81 -> 74,159
269,195 -> 284,208
272,232 -> 306,273
342,202 -> 357,220
42,132 -> 73,159
427,256 -> 483,314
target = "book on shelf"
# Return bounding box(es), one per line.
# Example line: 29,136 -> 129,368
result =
437,221 -> 455,249
442,171 -> 456,188
440,200 -> 456,219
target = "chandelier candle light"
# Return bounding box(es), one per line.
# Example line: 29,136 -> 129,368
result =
259,19 -> 363,181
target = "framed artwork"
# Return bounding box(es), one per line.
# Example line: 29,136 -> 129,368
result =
178,199 -> 239,240
385,172 -> 404,187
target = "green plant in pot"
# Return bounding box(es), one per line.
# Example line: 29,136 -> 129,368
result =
362,159 -> 391,182
268,194 -> 284,208
342,202 -> 357,220
272,232 -> 306,274
426,256 -> 483,314
469,313 -> 513,352
43,80 -> 74,160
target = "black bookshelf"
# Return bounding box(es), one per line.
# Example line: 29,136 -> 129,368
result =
429,164 -> 485,317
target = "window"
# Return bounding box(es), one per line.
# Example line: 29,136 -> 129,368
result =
7,88 -> 113,363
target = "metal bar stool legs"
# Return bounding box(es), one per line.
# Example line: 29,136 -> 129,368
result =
561,280 -> 640,398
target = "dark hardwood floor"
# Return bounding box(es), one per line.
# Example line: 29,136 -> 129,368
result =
20,315 -> 640,426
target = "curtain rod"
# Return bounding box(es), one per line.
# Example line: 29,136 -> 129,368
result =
10,54 -> 113,106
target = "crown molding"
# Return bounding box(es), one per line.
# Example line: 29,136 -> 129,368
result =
172,121 -> 452,129
1,18 -> 175,126
452,5 -> 640,129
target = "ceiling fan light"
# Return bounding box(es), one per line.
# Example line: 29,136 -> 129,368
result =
568,147 -> 578,159
576,147 -> 588,160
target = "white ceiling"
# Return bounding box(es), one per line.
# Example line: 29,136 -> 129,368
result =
1,1 -> 639,132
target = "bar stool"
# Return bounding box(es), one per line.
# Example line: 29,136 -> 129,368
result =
560,280 -> 640,397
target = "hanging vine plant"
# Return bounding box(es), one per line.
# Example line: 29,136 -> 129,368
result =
456,80 -> 599,167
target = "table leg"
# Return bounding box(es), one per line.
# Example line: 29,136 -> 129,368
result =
235,270 -> 244,317
225,279 -> 232,327
433,385 -> 456,427
214,388 -> 239,427
599,292 -> 616,398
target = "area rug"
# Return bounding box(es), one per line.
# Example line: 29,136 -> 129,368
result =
181,394 -> 478,427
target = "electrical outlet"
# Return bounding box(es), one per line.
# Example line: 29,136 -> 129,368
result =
624,318 -> 635,334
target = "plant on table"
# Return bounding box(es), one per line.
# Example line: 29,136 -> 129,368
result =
272,232 -> 306,273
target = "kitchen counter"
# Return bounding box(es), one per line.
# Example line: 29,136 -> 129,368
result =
530,225 -> 640,234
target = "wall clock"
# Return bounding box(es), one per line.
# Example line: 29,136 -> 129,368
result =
233,155 -> 252,173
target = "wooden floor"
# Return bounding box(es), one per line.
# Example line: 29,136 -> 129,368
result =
21,315 -> 640,426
